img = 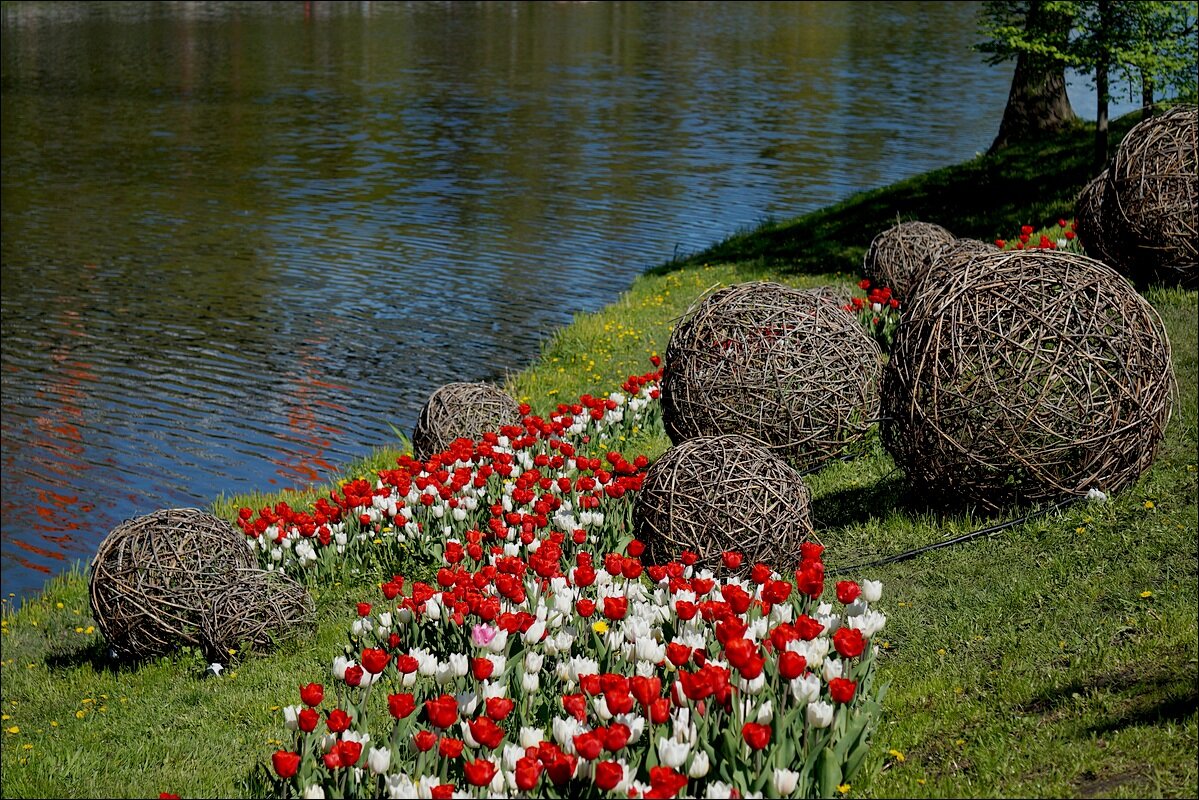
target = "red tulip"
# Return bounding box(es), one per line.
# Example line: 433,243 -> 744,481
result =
438,737 -> 464,759
778,650 -> 807,680
271,750 -> 300,779
425,694 -> 459,729
515,756 -> 543,791
833,627 -> 866,659
361,647 -> 390,674
388,693 -> 416,720
299,683 -> 324,707
413,730 -> 437,752
595,759 -> 624,790
836,580 -> 861,604
742,721 -> 771,750
298,707 -> 320,732
469,717 -> 505,749
463,758 -> 497,787
326,709 -> 351,733
829,677 -> 857,704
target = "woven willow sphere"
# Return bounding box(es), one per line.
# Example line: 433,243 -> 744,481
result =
89,508 -> 255,660
1108,105 -> 1198,283
802,284 -> 854,309
200,568 -> 315,663
661,281 -> 883,471
863,221 -> 955,298
633,435 -> 814,572
882,249 -> 1175,510
412,381 -> 522,460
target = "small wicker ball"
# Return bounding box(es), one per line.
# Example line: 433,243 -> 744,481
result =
412,382 -> 523,460
200,568 -> 315,663
863,221 -> 956,298
882,249 -> 1175,510
89,508 -> 255,660
633,434 -> 815,572
1108,105 -> 1197,284
661,281 -> 883,471
909,237 -> 996,299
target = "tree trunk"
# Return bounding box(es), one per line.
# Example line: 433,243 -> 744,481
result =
1094,0 -> 1111,172
1142,73 -> 1154,120
988,3 -> 1076,154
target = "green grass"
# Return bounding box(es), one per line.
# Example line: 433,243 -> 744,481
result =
2,118 -> 1195,799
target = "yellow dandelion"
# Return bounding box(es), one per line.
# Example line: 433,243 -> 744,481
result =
1144,500 -> 1155,509
75,710 -> 85,719
75,627 -> 84,634
0,714 -> 7,721
837,784 -> 851,795
1140,590 -> 1153,598
81,698 -> 94,705
85,626 -> 94,635
936,648 -> 946,655
5,725 -> 18,734
50,721 -> 58,728
1075,526 -> 1086,534
22,743 -> 32,751
56,602 -> 64,609
955,738 -> 965,746
888,749 -> 906,763
917,779 -> 927,786
591,620 -> 609,635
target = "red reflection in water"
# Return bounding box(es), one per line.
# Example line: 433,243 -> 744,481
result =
2,269 -> 100,572
268,333 -> 349,488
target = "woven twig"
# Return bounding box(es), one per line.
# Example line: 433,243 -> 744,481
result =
412,382 -> 522,460
802,285 -> 854,309
89,508 -> 255,660
909,238 -> 996,299
633,434 -> 814,572
200,568 -> 315,662
1074,171 -> 1131,274
1108,104 -> 1198,285
863,221 -> 956,299
882,249 -> 1176,510
661,281 -> 883,471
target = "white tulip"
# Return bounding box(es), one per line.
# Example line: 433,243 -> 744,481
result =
449,653 -> 469,677
302,785 -> 325,799
519,726 -> 545,748
657,738 -> 690,769
807,700 -> 835,728
367,746 -> 391,775
756,699 -> 774,725
525,651 -> 545,673
385,773 -> 415,799
521,671 -> 540,693
688,749 -> 710,778
862,579 -> 883,603
281,705 -> 301,730
773,768 -> 800,795
332,656 -> 350,680
822,658 -> 844,682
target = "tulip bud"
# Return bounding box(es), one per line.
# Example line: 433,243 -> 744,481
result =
862,579 -> 883,603
688,750 -> 710,778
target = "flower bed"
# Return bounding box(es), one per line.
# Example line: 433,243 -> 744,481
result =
243,360 -> 888,799
268,543 -> 885,799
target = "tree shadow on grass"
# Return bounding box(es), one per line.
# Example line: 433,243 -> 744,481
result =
43,638 -> 172,675
1016,644 -> 1199,735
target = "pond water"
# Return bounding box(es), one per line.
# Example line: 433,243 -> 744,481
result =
0,1 -> 1122,602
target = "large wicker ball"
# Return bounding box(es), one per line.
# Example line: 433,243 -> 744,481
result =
89,508 -> 255,660
863,221 -> 956,299
412,381 -> 523,460
661,281 -> 883,471
882,249 -> 1175,510
1107,105 -> 1197,284
633,434 -> 814,572
802,284 -> 854,309
200,568 -> 315,663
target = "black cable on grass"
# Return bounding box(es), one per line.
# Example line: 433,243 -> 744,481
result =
826,496 -> 1078,576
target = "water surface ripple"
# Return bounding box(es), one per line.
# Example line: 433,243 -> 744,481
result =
4,1 -> 1024,600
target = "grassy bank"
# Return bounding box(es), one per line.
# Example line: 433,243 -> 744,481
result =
2,117 -> 1195,799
